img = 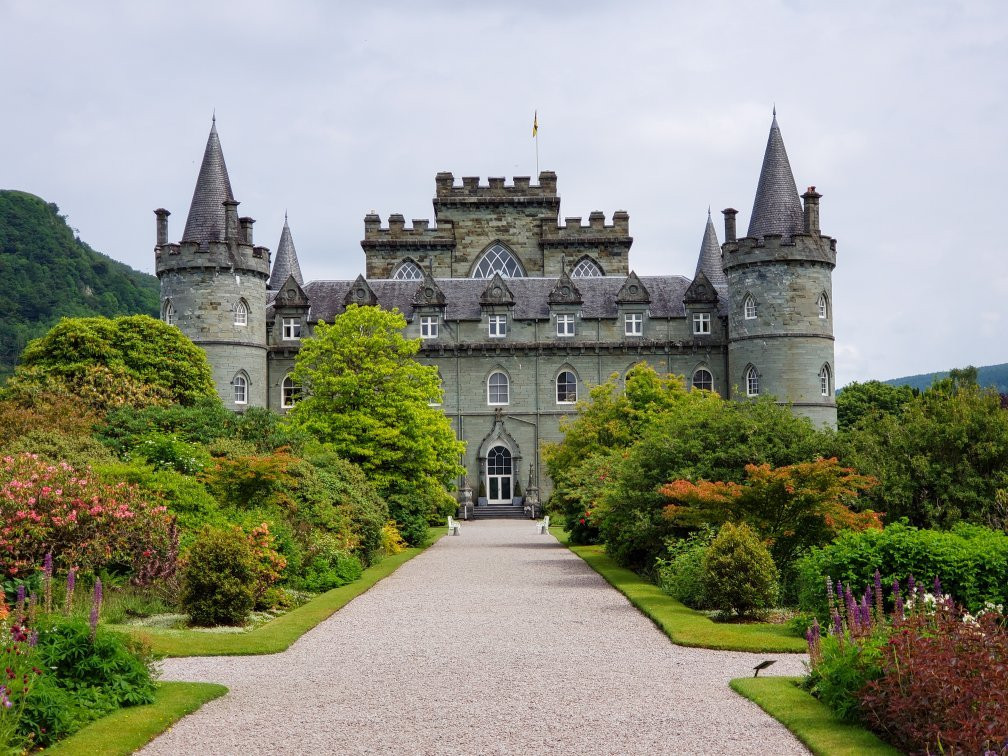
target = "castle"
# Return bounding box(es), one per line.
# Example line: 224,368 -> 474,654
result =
154,114 -> 837,509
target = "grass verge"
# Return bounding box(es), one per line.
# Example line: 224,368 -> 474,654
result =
43,681 -> 227,756
730,677 -> 899,756
554,529 -> 805,652
119,528 -> 443,657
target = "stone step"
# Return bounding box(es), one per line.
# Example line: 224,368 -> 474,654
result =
471,506 -> 529,519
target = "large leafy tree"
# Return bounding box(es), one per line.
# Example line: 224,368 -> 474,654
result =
284,305 -> 464,543
2,315 -> 215,412
836,380 -> 916,430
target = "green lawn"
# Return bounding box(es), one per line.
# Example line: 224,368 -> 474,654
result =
555,529 -> 806,653
730,677 -> 900,756
118,528 -> 443,657
43,681 -> 227,755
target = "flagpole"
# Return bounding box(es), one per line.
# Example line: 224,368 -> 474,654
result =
533,110 -> 539,177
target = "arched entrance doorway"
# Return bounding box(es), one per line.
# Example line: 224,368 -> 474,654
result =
486,445 -> 513,504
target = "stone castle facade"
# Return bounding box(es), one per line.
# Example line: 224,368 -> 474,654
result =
154,114 -> 837,507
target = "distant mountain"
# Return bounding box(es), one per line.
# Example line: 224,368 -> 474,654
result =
883,363 -> 1008,393
0,190 -> 160,378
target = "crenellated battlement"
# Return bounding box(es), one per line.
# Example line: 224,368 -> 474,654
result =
362,214 -> 456,248
541,210 -> 631,246
155,238 -> 271,278
433,171 -> 560,207
723,231 -> 836,271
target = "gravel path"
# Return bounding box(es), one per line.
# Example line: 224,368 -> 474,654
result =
142,520 -> 808,755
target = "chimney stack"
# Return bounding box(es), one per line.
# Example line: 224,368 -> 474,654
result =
722,208 -> 738,243
224,200 -> 240,242
154,208 -> 170,246
802,187 -> 822,234
239,216 -> 254,245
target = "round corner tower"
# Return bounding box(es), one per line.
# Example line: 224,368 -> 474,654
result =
723,115 -> 837,428
153,120 -> 270,410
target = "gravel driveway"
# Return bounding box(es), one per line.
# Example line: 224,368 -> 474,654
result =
142,520 -> 808,755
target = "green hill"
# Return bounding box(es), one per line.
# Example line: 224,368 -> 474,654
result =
883,363 -> 1008,393
0,190 -> 160,378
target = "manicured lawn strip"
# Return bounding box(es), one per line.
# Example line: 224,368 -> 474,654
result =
120,528 -> 444,657
43,681 -> 227,756
553,528 -> 805,652
730,677 -> 899,756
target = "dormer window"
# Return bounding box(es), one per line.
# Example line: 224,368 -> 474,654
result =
817,293 -> 828,319
393,261 -> 424,280
489,314 -> 507,338
235,299 -> 248,326
421,316 -> 439,339
472,244 -> 525,279
282,318 -> 301,340
625,313 -> 643,336
693,312 -> 711,335
556,314 -> 575,337
744,295 -> 757,320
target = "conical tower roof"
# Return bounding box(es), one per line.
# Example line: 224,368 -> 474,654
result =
182,118 -> 235,247
269,215 -> 304,289
746,113 -> 804,240
694,210 -> 727,289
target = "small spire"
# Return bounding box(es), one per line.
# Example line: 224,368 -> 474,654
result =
269,217 -> 304,289
694,212 -> 727,289
746,112 -> 804,240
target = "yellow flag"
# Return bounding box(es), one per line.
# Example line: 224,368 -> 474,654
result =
532,111 -> 538,138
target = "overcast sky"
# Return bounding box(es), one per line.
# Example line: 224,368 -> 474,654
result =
2,1 -> 1006,386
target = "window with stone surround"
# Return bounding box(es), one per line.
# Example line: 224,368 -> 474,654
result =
233,373 -> 248,405
162,299 -> 175,326
556,370 -> 577,404
421,316 -> 439,339
488,314 -> 507,338
746,367 -> 760,397
235,299 -> 249,326
472,244 -> 525,278
693,312 -> 711,335
393,261 -> 424,280
571,257 -> 603,277
744,294 -> 757,320
556,314 -> 575,337
818,293 -> 828,319
282,318 -> 301,340
625,313 -> 643,336
820,364 -> 831,397
692,368 -> 714,392
487,371 -> 509,405
281,375 -> 301,408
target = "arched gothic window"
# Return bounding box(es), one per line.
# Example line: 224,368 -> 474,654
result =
487,371 -> 510,405
162,299 -> 175,326
235,299 -> 249,326
281,375 -> 301,408
556,370 -> 577,404
745,367 -> 760,397
233,373 -> 248,405
472,244 -> 525,278
393,261 -> 424,280
692,368 -> 714,392
743,294 -> 757,320
570,257 -> 603,277
817,293 -> 828,319
819,364 -> 831,397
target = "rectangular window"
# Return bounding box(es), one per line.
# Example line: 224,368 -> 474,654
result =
693,312 -> 711,335
624,313 -> 643,336
488,314 -> 507,338
282,318 -> 302,340
420,316 -> 439,339
556,314 -> 575,337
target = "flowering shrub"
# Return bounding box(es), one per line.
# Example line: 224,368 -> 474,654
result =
806,571 -> 1008,752
381,521 -> 407,555
246,523 -> 287,606
0,454 -> 176,583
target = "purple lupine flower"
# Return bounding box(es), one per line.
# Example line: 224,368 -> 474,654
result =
832,611 -> 843,636
894,589 -> 905,622
28,631 -> 37,648
933,575 -> 942,597
907,574 -> 916,596
860,594 -> 872,629
844,586 -> 857,629
810,617 -> 821,644
42,552 -> 53,614
15,584 -> 25,610
43,552 -> 52,578
64,568 -> 76,615
825,576 -> 836,615
873,570 -> 884,618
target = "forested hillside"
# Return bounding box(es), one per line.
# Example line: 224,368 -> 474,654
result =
0,190 -> 159,377
883,362 -> 1008,393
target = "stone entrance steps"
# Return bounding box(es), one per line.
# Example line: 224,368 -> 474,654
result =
472,504 -> 528,519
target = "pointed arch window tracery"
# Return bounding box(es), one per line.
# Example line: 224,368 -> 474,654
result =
472,244 -> 525,279
393,261 -> 424,280
570,257 -> 603,278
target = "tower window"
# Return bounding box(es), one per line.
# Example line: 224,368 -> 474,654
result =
282,318 -> 301,340
235,299 -> 249,326
488,314 -> 507,338
421,316 -> 439,339
487,371 -> 509,405
624,313 -> 643,336
233,374 -> 248,405
393,261 -> 424,280
570,257 -> 603,277
817,293 -> 828,319
743,295 -> 757,320
746,367 -> 760,397
472,244 -> 525,279
820,364 -> 831,397
556,314 -> 575,337
692,368 -> 714,392
693,312 -> 711,335
556,370 -> 577,404
281,375 -> 301,408
162,300 -> 175,326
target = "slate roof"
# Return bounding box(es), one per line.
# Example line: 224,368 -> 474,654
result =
269,217 -> 304,289
182,119 -> 235,247
694,212 -> 727,290
301,275 -> 697,323
746,114 -> 804,240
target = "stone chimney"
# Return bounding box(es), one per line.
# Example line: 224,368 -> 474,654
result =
154,208 -> 170,246
239,216 -> 255,245
802,187 -> 822,234
722,208 -> 738,242
224,200 -> 240,243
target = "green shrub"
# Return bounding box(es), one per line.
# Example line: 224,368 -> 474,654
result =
657,526 -> 715,609
182,527 -> 257,626
795,522 -> 1008,619
702,522 -> 779,617
205,437 -> 258,458
805,630 -> 885,722
132,432 -> 210,475
298,533 -> 363,592
96,399 -> 235,455
4,429 -> 113,466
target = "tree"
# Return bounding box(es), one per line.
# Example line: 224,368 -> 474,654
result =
702,522 -> 780,618
284,305 -> 464,543
2,315 -> 216,412
836,380 -> 916,430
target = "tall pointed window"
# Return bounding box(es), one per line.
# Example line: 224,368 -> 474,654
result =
235,299 -> 249,326
817,293 -> 828,319
393,261 -> 424,280
571,257 -> 603,277
819,364 -> 831,397
743,295 -> 757,320
472,244 -> 525,278
746,367 -> 760,397
162,300 -> 175,326
233,373 -> 248,405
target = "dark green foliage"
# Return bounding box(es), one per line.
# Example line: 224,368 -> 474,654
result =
132,433 -> 211,475
182,527 -> 257,626
656,526 -> 715,609
795,522 -> 1008,619
3,429 -> 113,466
96,399 -> 235,455
0,190 -> 160,379
881,361 -> 1008,394
836,380 -> 916,430
22,616 -> 155,747
702,522 -> 779,617
804,633 -> 885,722
298,534 -> 364,592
